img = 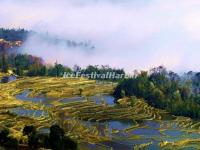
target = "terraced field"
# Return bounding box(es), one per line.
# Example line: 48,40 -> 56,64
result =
1,76 -> 200,149
0,76 -> 115,146
55,97 -> 200,149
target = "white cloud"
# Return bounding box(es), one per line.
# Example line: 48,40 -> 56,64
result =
182,11 -> 200,40
1,0 -> 200,72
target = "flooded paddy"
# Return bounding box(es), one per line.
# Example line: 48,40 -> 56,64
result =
1,77 -> 200,149
14,90 -> 200,149
9,107 -> 49,118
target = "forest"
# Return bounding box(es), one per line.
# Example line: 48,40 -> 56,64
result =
114,66 -> 200,119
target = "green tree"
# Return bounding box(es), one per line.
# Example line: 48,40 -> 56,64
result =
0,128 -> 18,149
23,125 -> 38,149
79,88 -> 83,96
16,66 -> 23,76
49,125 -> 77,150
49,125 -> 65,150
39,66 -> 47,76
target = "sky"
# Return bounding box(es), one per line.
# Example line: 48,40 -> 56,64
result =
1,0 -> 200,73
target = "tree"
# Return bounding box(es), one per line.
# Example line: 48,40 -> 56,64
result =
3,136 -> 18,148
130,96 -> 137,106
23,125 -> 38,149
62,136 -> 78,150
0,128 -> 18,149
169,71 -> 180,82
0,40 -> 9,73
121,90 -> 125,98
16,65 -> 23,76
0,128 -> 9,143
0,28 -> 29,41
48,63 -> 65,77
180,86 -> 191,101
73,64 -> 81,73
49,125 -> 65,150
113,66 -> 200,119
27,64 -> 37,76
49,125 -> 77,150
23,125 -> 36,136
79,88 -> 83,96
39,66 -> 47,76
37,133 -> 50,148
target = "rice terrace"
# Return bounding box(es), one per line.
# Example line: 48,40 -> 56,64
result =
1,0 -> 200,150
1,72 -> 200,150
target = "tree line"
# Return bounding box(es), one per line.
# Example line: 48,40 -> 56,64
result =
0,125 -> 77,150
0,28 -> 30,42
114,66 -> 200,119
1,52 -> 125,80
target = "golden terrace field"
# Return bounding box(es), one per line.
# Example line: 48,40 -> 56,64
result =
17,77 -> 115,98
1,76 -> 200,149
0,77 -> 116,144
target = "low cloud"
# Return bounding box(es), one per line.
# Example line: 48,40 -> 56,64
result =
1,0 -> 200,72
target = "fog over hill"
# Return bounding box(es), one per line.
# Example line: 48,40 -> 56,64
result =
21,32 -> 96,67
1,0 -> 200,72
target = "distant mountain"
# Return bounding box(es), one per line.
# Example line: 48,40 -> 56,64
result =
29,32 -> 95,50
0,28 -> 95,50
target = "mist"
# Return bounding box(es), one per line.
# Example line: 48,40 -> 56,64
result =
21,32 -> 97,67
1,0 -> 200,72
